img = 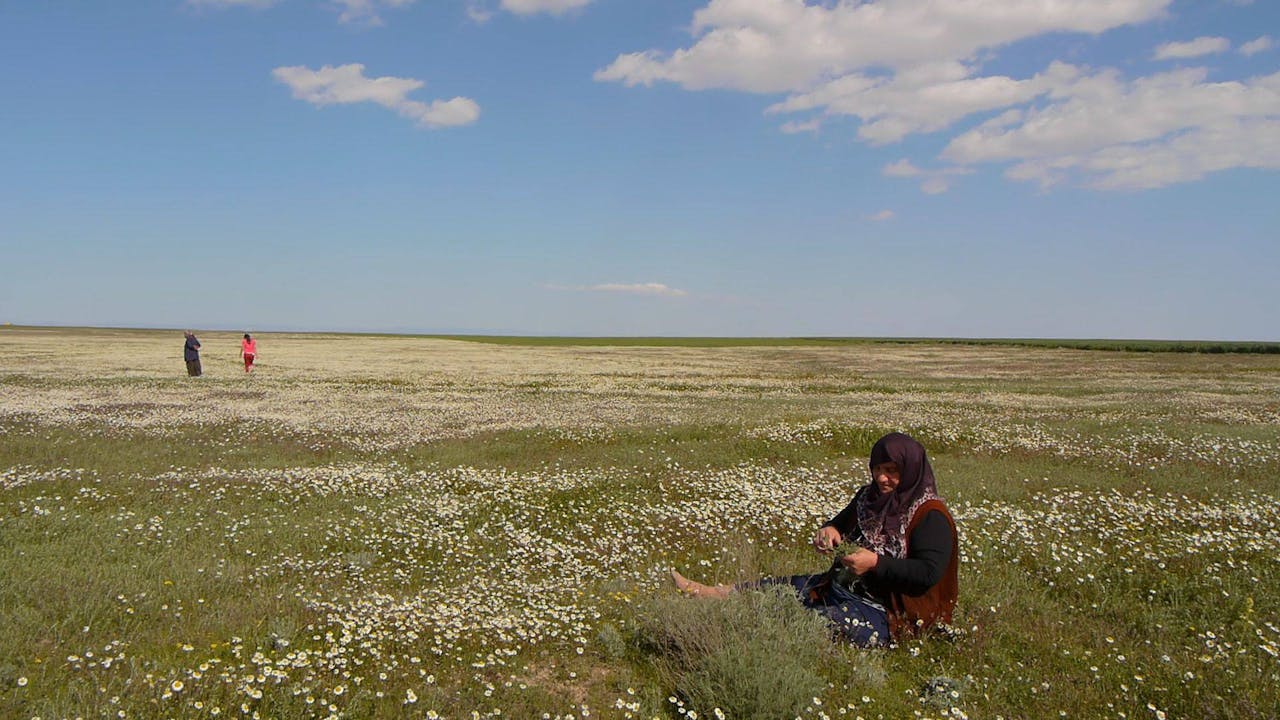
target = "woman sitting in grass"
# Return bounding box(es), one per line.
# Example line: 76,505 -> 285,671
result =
672,432 -> 959,647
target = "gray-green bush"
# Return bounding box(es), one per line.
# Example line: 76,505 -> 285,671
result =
638,585 -> 833,720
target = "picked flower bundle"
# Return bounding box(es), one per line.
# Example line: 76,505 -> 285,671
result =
832,538 -> 864,559
831,536 -> 866,589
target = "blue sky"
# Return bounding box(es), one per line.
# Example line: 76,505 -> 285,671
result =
2,0 -> 1277,339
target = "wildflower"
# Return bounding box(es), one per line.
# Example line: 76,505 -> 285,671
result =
405,689 -> 418,704
17,677 -> 28,687
171,680 -> 184,693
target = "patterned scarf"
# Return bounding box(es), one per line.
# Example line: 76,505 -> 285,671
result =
854,432 -> 941,559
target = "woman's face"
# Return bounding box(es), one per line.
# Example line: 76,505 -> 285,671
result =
872,461 -> 901,493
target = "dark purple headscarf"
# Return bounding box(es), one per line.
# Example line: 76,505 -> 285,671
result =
855,432 -> 940,558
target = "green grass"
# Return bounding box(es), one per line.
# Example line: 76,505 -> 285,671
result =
3,333 -> 1279,719
8,323 -> 1278,352
4,426 -> 1277,718
0,421 -> 350,476
428,334 -> 1280,353
930,337 -> 1280,354
426,335 -> 886,347
6,415 -> 1278,501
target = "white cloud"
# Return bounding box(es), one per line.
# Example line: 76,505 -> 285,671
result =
1153,36 -> 1231,60
944,68 -> 1280,189
546,283 -> 689,297
596,0 -> 1172,92
881,159 -> 921,177
1240,36 -> 1274,56
767,61 -> 1079,144
186,0 -> 279,7
599,0 -> 1280,192
330,0 -> 417,25
996,117 -> 1280,190
272,64 -> 480,128
461,0 -> 593,21
919,177 -> 952,194
868,209 -> 895,221
501,0 -> 593,15
779,117 -> 822,134
881,159 -> 972,194
190,0 -> 415,24
466,1 -> 495,23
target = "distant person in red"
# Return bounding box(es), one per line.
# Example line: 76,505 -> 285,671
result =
183,331 -> 202,377
240,333 -> 257,373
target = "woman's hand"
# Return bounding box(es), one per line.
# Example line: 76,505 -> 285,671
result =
812,525 -> 841,554
839,548 -> 880,575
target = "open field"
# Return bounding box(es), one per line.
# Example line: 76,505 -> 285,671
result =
429,335 -> 1280,354
2,326 -> 1279,719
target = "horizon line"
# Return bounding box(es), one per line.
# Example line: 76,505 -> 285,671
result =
3,322 -> 1277,346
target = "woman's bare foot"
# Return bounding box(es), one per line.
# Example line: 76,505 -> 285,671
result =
670,568 -> 732,599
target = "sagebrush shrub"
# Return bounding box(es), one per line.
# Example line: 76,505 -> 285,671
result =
639,585 -> 833,720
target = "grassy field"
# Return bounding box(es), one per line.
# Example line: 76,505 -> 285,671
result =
429,334 -> 1280,354
2,326 -> 1278,719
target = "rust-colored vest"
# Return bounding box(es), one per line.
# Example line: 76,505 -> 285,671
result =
887,499 -> 959,640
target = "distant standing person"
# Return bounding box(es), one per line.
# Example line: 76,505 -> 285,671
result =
183,331 -> 202,377
240,333 -> 257,373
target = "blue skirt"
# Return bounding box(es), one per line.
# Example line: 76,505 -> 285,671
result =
754,574 -> 890,647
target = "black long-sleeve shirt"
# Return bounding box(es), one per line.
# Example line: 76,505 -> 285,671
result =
824,494 -> 953,601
